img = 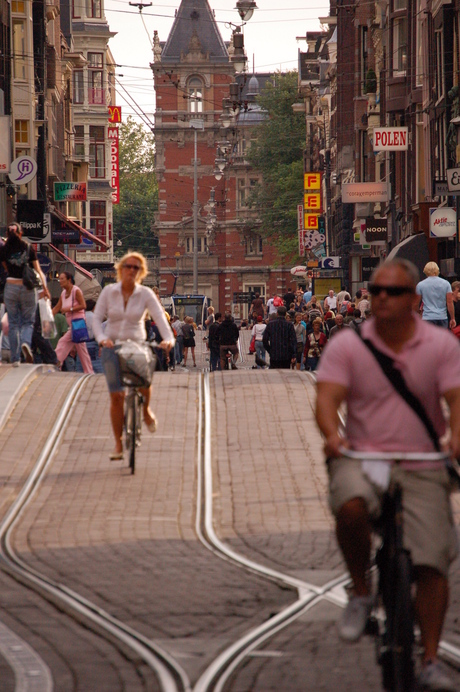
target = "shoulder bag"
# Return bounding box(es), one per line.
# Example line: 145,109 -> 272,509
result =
70,287 -> 89,343
22,247 -> 42,290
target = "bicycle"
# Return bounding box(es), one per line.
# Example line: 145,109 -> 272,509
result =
339,448 -> 452,692
115,340 -> 158,475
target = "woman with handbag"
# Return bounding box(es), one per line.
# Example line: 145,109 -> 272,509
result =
52,272 -> 93,374
0,223 -> 50,366
93,252 -> 174,460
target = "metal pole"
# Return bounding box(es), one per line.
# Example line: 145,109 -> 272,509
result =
193,127 -> 198,293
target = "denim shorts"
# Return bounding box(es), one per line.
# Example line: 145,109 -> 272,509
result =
101,346 -> 123,393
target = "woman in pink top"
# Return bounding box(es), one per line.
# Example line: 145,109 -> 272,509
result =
52,272 -> 93,373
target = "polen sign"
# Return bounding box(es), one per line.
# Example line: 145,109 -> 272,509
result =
429,207 -> 456,238
373,127 -> 409,151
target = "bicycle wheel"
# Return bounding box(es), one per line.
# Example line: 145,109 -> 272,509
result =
381,551 -> 415,692
124,391 -> 137,474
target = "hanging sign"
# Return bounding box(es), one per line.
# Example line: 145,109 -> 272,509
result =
108,127 -> 120,204
373,127 -> 409,151
429,207 -> 456,238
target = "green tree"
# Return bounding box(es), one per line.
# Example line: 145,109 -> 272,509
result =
247,71 -> 305,261
113,117 -> 159,256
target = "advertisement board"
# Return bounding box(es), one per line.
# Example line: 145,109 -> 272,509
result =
108,127 -> 120,204
429,207 -> 456,237
17,200 -> 47,240
342,183 -> 389,203
365,217 -> 388,244
54,182 -> 87,201
373,127 -> 409,151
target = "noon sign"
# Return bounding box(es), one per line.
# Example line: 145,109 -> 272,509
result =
429,207 -> 456,238
365,217 -> 388,244
373,127 -> 409,151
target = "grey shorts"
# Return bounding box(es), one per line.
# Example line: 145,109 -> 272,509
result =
328,458 -> 458,577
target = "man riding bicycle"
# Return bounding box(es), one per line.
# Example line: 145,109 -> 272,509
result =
315,259 -> 460,691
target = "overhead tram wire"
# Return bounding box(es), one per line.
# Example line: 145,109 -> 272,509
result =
115,77 -> 155,130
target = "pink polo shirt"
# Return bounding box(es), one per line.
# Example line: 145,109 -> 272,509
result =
316,315 -> 460,458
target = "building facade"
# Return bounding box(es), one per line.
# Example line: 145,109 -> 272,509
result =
151,0 -> 293,315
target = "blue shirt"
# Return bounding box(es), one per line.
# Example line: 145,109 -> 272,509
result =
303,290 -> 312,303
416,276 -> 452,320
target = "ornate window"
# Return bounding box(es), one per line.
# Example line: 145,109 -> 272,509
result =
188,77 -> 203,113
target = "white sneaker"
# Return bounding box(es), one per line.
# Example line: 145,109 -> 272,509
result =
339,595 -> 373,642
12,361 -> 20,368
21,343 -> 33,363
418,661 -> 455,691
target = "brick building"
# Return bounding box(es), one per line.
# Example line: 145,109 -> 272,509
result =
151,0 -> 293,317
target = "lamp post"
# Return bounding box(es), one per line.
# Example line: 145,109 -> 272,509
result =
190,118 -> 204,293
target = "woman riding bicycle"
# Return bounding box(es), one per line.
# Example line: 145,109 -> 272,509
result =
93,252 -> 174,460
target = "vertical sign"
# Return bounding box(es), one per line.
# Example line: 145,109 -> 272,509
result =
297,204 -> 304,230
298,230 -> 306,256
108,127 -> 119,204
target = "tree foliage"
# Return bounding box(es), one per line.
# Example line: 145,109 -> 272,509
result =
113,117 -> 159,256
246,71 -> 305,261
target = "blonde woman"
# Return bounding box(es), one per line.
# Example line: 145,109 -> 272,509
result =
93,252 -> 174,460
182,315 -> 196,367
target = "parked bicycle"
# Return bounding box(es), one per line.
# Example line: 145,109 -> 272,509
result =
340,448 -> 454,692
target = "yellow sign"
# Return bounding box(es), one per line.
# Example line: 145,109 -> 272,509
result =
304,214 -> 319,230
304,193 -> 321,211
304,173 -> 321,190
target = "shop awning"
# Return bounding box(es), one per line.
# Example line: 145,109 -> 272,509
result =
51,209 -> 109,249
49,243 -> 94,280
387,233 -> 429,280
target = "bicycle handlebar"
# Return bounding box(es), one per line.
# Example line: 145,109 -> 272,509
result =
338,446 -> 451,462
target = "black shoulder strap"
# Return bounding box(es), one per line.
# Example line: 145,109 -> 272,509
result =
355,328 -> 440,451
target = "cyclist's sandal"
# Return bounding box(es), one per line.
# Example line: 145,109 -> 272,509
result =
109,452 -> 124,460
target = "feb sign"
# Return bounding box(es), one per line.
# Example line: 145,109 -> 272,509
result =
373,127 -> 409,151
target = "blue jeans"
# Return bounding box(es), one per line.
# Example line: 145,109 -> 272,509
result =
425,319 -> 448,329
4,283 -> 37,363
175,336 -> 183,364
210,349 -> 221,371
255,340 -> 266,366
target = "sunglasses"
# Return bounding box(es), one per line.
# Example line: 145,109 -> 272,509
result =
123,263 -> 141,271
368,284 -> 414,297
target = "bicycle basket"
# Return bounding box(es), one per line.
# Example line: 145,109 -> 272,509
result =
115,340 -> 157,387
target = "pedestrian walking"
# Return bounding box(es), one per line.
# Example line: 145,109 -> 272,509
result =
249,292 -> 265,323
0,223 -> 50,366
171,313 -> 184,365
262,305 -> 296,369
182,316 -> 196,367
251,315 -> 267,368
416,262 -> 456,329
328,313 -> 350,338
219,312 -> 240,370
293,312 -> 306,370
304,317 -> 327,370
208,311 -> 222,371
52,272 -> 93,374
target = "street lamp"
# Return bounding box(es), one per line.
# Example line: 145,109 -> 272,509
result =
190,118 -> 204,293
231,28 -> 247,73
235,0 -> 258,22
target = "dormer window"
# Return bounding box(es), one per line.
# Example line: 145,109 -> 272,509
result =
188,77 -> 203,113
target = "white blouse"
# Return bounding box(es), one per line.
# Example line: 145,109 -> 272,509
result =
93,282 -> 174,346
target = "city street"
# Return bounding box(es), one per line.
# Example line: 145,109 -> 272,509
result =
0,352 -> 459,691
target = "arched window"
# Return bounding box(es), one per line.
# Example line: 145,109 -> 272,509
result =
188,77 -> 203,113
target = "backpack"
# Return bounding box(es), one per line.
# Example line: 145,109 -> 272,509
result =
273,296 -> 283,307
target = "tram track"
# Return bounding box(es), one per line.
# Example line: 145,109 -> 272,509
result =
0,373 -> 191,692
2,367 -> 460,691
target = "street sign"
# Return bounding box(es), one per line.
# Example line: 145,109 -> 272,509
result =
429,207 -> 456,237
9,156 -> 37,184
446,168 -> 460,194
373,127 -> 408,151
318,256 -> 340,269
232,292 -> 253,304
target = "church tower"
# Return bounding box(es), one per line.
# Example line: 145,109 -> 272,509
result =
152,0 -> 289,315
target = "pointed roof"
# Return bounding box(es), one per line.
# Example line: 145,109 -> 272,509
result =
161,0 -> 228,64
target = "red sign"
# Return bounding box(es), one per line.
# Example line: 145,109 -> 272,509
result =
108,127 -> 119,204
108,106 -> 122,123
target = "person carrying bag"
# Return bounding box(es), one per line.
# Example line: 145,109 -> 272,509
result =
52,271 -> 93,373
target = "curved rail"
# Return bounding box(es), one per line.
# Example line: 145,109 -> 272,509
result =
193,372 -> 351,691
195,370 -> 460,690
0,374 -> 191,692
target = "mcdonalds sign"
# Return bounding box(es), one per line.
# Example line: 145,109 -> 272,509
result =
108,127 -> 120,204
108,106 -> 122,123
